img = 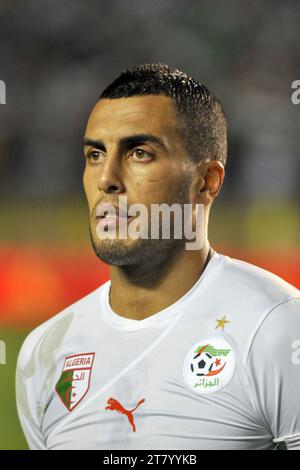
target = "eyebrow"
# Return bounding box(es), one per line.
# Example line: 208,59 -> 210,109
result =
83,134 -> 166,150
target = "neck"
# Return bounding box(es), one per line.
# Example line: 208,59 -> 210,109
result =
108,240 -> 212,321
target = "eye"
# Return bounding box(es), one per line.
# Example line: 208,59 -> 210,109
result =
86,150 -> 103,164
129,148 -> 153,161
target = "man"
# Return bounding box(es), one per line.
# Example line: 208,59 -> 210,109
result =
16,63 -> 300,450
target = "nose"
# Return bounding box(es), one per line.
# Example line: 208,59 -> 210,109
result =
98,151 -> 125,194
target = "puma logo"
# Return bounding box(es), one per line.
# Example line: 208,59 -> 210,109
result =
105,397 -> 145,432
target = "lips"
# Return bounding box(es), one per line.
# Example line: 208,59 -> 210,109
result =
95,202 -> 132,230
95,202 -> 129,220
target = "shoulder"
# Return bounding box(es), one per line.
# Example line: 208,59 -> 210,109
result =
212,253 -> 300,363
220,254 -> 299,303
215,254 -> 299,321
17,282 -> 108,371
246,297 -> 300,364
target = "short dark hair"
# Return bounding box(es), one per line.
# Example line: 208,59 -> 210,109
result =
100,63 -> 227,166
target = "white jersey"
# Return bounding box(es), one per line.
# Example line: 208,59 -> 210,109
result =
16,252 -> 300,450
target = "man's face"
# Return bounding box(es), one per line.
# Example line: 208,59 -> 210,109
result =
83,94 -> 194,266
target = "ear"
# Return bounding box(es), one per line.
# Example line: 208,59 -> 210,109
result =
192,160 -> 225,205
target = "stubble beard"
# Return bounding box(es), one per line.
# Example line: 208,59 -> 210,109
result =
89,178 -> 191,268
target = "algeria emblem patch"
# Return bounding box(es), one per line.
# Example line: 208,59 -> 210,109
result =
55,352 -> 95,411
183,338 -> 235,394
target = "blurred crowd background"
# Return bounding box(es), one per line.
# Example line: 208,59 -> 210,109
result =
0,0 -> 299,448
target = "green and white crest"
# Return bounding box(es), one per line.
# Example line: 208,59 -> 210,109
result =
183,337 -> 235,394
56,353 -> 95,411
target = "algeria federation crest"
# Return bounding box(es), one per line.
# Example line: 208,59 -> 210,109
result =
56,353 -> 95,411
183,338 -> 235,394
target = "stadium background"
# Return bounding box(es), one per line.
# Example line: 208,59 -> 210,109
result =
0,0 -> 299,449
